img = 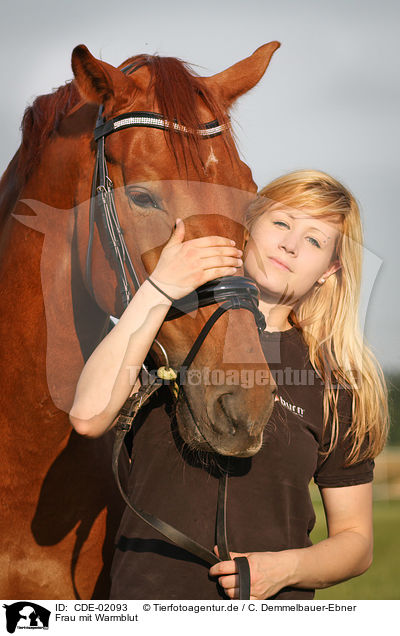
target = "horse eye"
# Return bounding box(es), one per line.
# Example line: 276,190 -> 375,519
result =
129,190 -> 159,209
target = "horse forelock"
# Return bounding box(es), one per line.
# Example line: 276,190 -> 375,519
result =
121,54 -> 228,128
120,54 -> 233,176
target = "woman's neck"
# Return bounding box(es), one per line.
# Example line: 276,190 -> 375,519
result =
258,297 -> 293,332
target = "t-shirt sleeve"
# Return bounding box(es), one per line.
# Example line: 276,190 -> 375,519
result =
314,388 -> 374,488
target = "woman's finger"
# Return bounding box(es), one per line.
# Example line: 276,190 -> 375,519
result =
209,559 -> 237,577
165,218 -> 185,246
201,267 -> 239,282
186,235 -> 237,248
217,574 -> 239,590
226,587 -> 240,599
198,246 -> 243,259
200,255 -> 243,270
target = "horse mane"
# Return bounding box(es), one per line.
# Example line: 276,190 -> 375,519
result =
17,82 -> 81,185
0,82 -> 81,228
14,54 -> 231,188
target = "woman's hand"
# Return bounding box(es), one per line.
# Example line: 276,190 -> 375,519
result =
209,548 -> 296,600
150,218 -> 243,299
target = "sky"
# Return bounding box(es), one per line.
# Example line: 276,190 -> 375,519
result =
1,0 -> 399,370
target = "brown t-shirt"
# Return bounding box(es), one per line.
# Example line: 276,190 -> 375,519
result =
110,327 -> 373,600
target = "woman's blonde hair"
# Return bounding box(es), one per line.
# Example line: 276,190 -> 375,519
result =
247,169 -> 388,464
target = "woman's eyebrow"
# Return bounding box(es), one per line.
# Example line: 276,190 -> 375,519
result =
276,211 -> 332,239
307,226 -> 331,239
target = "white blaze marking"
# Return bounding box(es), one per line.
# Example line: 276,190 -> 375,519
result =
204,146 -> 219,173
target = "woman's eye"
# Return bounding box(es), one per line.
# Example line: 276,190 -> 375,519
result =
129,190 -> 159,209
307,237 -> 321,248
273,221 -> 289,229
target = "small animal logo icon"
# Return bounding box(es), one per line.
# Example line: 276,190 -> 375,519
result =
3,602 -> 50,633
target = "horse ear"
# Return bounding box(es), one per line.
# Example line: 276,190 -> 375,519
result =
71,45 -> 134,109
205,42 -> 281,107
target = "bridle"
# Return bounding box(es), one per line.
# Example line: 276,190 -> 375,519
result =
86,106 -> 229,309
86,65 -> 268,598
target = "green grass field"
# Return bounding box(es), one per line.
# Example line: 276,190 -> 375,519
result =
310,499 -> 400,599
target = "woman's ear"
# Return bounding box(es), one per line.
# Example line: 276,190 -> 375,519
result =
318,259 -> 341,284
243,227 -> 251,254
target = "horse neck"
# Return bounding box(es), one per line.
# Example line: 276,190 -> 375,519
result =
0,135 -> 109,418
0,151 -> 22,231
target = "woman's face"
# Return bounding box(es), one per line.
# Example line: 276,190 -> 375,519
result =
244,206 -> 341,303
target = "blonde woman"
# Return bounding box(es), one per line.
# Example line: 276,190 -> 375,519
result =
70,170 -> 388,600
209,169 -> 388,599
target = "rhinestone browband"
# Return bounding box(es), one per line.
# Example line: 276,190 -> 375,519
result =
94,111 -> 228,142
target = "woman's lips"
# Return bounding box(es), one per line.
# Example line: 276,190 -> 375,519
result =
268,257 -> 292,271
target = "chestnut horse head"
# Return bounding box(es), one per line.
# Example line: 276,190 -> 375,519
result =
70,43 -> 279,456
0,43 -> 279,598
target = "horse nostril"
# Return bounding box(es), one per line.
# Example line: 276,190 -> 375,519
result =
215,393 -> 237,435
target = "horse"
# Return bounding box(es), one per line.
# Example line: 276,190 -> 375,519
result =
0,41 -> 280,599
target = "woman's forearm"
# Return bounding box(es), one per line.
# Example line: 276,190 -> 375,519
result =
69,280 -> 171,437
288,529 -> 373,590
210,529 -> 373,600
69,222 -> 243,438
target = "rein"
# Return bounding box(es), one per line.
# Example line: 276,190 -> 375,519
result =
88,74 -> 263,598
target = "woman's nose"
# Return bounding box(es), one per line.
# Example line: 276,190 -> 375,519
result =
279,232 -> 298,255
